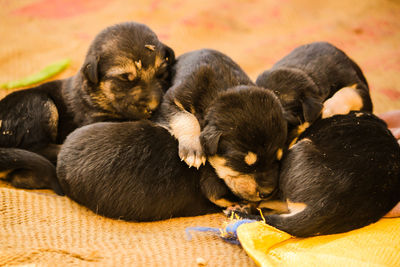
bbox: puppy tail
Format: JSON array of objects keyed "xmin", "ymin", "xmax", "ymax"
[{"xmin": 0, "ymin": 148, "xmax": 64, "ymax": 196}]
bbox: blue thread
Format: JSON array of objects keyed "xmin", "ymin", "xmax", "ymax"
[{"xmin": 185, "ymin": 219, "xmax": 256, "ymax": 245}]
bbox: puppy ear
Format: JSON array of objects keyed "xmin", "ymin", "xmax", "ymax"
[
  {"xmin": 200, "ymin": 125, "xmax": 222, "ymax": 156},
  {"xmin": 302, "ymin": 96, "xmax": 323, "ymax": 123},
  {"xmin": 162, "ymin": 45, "xmax": 175, "ymax": 65},
  {"xmin": 82, "ymin": 55, "xmax": 100, "ymax": 84},
  {"xmin": 255, "ymin": 70, "xmax": 272, "ymax": 88}
]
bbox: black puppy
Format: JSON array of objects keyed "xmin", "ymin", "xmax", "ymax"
[
  {"xmin": 57, "ymin": 120, "xmax": 236, "ymax": 221},
  {"xmin": 157, "ymin": 49, "xmax": 287, "ymax": 204},
  {"xmin": 255, "ymin": 42, "xmax": 372, "ymax": 144},
  {"xmin": 0, "ymin": 22, "xmax": 175, "ymax": 194},
  {"xmin": 230, "ymin": 112, "xmax": 400, "ymax": 237}
]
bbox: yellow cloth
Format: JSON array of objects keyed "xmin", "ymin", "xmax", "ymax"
[{"xmin": 237, "ymin": 219, "xmax": 400, "ymax": 267}]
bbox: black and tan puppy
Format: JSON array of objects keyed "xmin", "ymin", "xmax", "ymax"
[
  {"xmin": 0, "ymin": 22, "xmax": 175, "ymax": 194},
  {"xmin": 230, "ymin": 112, "xmax": 400, "ymax": 237},
  {"xmin": 57, "ymin": 120, "xmax": 237, "ymax": 221},
  {"xmin": 157, "ymin": 49, "xmax": 287, "ymax": 204},
  {"xmin": 255, "ymin": 42, "xmax": 372, "ymax": 143}
]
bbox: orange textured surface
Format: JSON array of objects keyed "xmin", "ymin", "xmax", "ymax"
[{"xmin": 1, "ymin": 0, "xmax": 399, "ymax": 266}]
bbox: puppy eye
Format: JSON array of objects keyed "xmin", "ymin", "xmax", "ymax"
[
  {"xmin": 119, "ymin": 73, "xmax": 140, "ymax": 84},
  {"xmin": 119, "ymin": 73, "xmax": 133, "ymax": 81}
]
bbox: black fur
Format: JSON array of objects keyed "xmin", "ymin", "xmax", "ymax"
[
  {"xmin": 256, "ymin": 42, "xmax": 372, "ymax": 140},
  {"xmin": 0, "ymin": 22, "xmax": 175, "ymax": 194},
  {"xmin": 233, "ymin": 112, "xmax": 400, "ymax": 237},
  {"xmin": 57, "ymin": 120, "xmax": 226, "ymax": 221},
  {"xmin": 157, "ymin": 49, "xmax": 287, "ymax": 203}
]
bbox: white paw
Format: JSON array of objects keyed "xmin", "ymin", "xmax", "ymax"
[{"xmin": 178, "ymin": 136, "xmax": 206, "ymax": 169}]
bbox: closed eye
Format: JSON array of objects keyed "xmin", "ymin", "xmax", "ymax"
[{"xmin": 119, "ymin": 73, "xmax": 140, "ymax": 85}]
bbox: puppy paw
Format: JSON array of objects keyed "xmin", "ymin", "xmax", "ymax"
[
  {"xmin": 178, "ymin": 136, "xmax": 206, "ymax": 169},
  {"xmin": 322, "ymin": 86, "xmax": 363, "ymax": 118},
  {"xmin": 223, "ymin": 203, "xmax": 252, "ymax": 217}
]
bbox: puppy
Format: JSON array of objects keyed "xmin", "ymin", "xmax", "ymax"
[
  {"xmin": 255, "ymin": 42, "xmax": 372, "ymax": 143},
  {"xmin": 0, "ymin": 22, "xmax": 175, "ymax": 194},
  {"xmin": 57, "ymin": 120, "xmax": 236, "ymax": 221},
  {"xmin": 156, "ymin": 49, "xmax": 287, "ymax": 204},
  {"xmin": 230, "ymin": 112, "xmax": 400, "ymax": 237}
]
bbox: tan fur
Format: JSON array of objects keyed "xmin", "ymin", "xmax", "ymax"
[
  {"xmin": 44, "ymin": 101, "xmax": 59, "ymax": 142},
  {"xmin": 322, "ymin": 85, "xmax": 363, "ymax": 118},
  {"xmin": 89, "ymin": 93, "xmax": 114, "ymax": 113},
  {"xmin": 107, "ymin": 64, "xmax": 137, "ymax": 78},
  {"xmin": 145, "ymin": 44, "xmax": 155, "ymax": 51},
  {"xmin": 129, "ymin": 86, "xmax": 144, "ymax": 101},
  {"xmin": 208, "ymin": 156, "xmax": 241, "ymax": 178},
  {"xmin": 288, "ymin": 137, "xmax": 299, "ymax": 149},
  {"xmin": 208, "ymin": 197, "xmax": 236, "ymax": 208},
  {"xmin": 147, "ymin": 95, "xmax": 159, "ymax": 111},
  {"xmin": 244, "ymin": 152, "xmax": 257, "ymax": 166},
  {"xmin": 258, "ymin": 200, "xmax": 289, "ymax": 214},
  {"xmin": 276, "ymin": 148, "xmax": 283, "ymax": 160},
  {"xmin": 99, "ymin": 81, "xmax": 116, "ymax": 102},
  {"xmin": 134, "ymin": 60, "xmax": 142, "ymax": 70},
  {"xmin": 141, "ymin": 68, "xmax": 157, "ymax": 83},
  {"xmin": 208, "ymin": 156, "xmax": 259, "ymax": 201},
  {"xmin": 154, "ymin": 56, "xmax": 165, "ymax": 69},
  {"xmin": 289, "ymin": 123, "xmax": 310, "ymax": 149},
  {"xmin": 0, "ymin": 169, "xmax": 12, "ymax": 179},
  {"xmin": 297, "ymin": 122, "xmax": 310, "ymax": 135},
  {"xmin": 173, "ymin": 99, "xmax": 185, "ymax": 111}
]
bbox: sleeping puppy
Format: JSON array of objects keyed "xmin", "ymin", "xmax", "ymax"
[
  {"xmin": 156, "ymin": 49, "xmax": 287, "ymax": 204},
  {"xmin": 255, "ymin": 42, "xmax": 372, "ymax": 143},
  {"xmin": 229, "ymin": 112, "xmax": 400, "ymax": 237},
  {"xmin": 0, "ymin": 22, "xmax": 175, "ymax": 194},
  {"xmin": 57, "ymin": 120, "xmax": 236, "ymax": 221}
]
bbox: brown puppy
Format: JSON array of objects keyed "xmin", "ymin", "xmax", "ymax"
[
  {"xmin": 256, "ymin": 42, "xmax": 372, "ymax": 144},
  {"xmin": 228, "ymin": 112, "xmax": 400, "ymax": 237},
  {"xmin": 157, "ymin": 49, "xmax": 287, "ymax": 204},
  {"xmin": 0, "ymin": 22, "xmax": 175, "ymax": 194}
]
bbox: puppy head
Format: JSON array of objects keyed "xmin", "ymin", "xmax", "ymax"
[
  {"xmin": 256, "ymin": 68, "xmax": 323, "ymax": 129},
  {"xmin": 81, "ymin": 22, "xmax": 175, "ymax": 120},
  {"xmin": 200, "ymin": 85, "xmax": 287, "ymax": 202}
]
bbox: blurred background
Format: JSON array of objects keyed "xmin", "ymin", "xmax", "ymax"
[{"xmin": 1, "ymin": 0, "xmax": 399, "ymax": 113}]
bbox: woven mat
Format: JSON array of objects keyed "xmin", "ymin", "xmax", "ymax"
[
  {"xmin": 0, "ymin": 183, "xmax": 255, "ymax": 266},
  {"xmin": 1, "ymin": 0, "xmax": 400, "ymax": 266}
]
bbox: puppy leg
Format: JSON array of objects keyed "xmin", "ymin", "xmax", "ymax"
[
  {"xmin": 322, "ymin": 85, "xmax": 363, "ymax": 118},
  {"xmin": 169, "ymin": 108, "xmax": 206, "ymax": 169},
  {"xmin": 223, "ymin": 200, "xmax": 290, "ymax": 220},
  {"xmin": 34, "ymin": 144, "xmax": 62, "ymax": 165}
]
